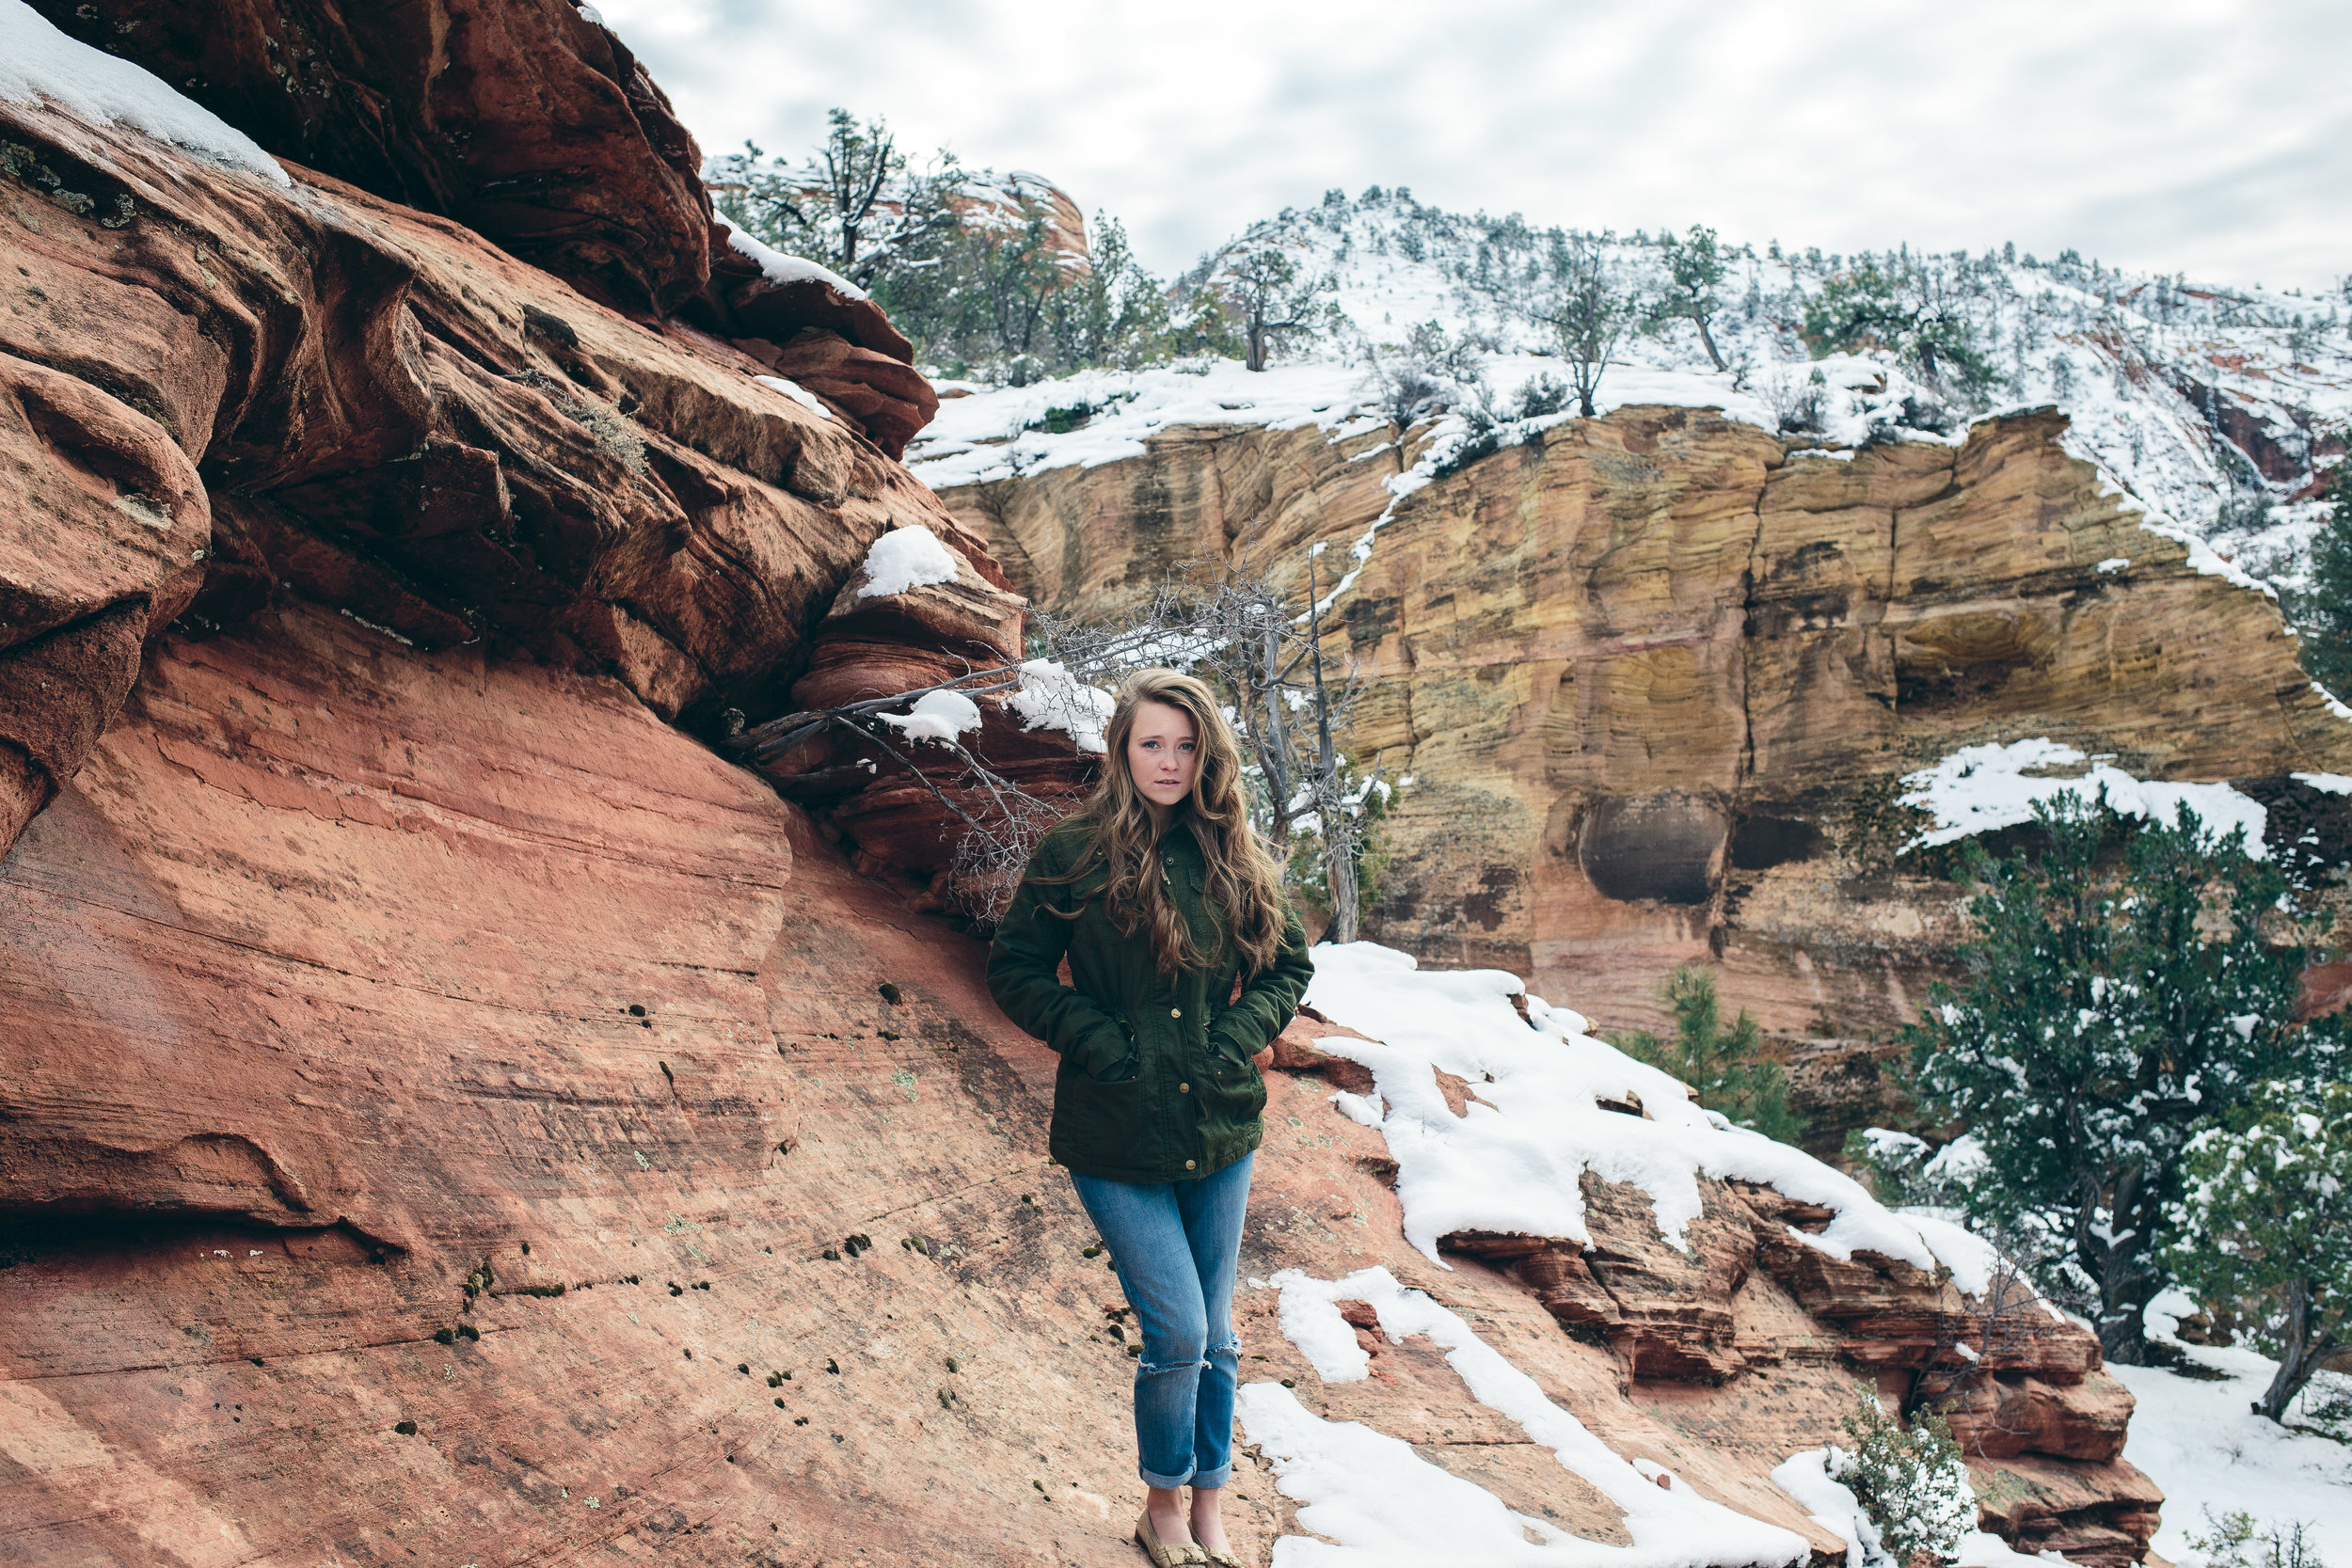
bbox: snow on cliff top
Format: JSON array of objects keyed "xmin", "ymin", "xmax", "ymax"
[
  {"xmin": 0, "ymin": 0, "xmax": 290, "ymax": 187},
  {"xmin": 909, "ymin": 187, "xmax": 2350, "ymax": 597}
]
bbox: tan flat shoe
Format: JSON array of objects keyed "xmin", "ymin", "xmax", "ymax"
[{"xmin": 1135, "ymin": 1507, "xmax": 1209, "ymax": 1567}]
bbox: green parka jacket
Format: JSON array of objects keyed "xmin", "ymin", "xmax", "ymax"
[{"xmin": 986, "ymin": 817, "xmax": 1314, "ymax": 1184}]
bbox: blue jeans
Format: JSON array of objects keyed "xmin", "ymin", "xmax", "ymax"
[{"xmin": 1069, "ymin": 1152, "xmax": 1253, "ymax": 1490}]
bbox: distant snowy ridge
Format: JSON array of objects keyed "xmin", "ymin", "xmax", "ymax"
[{"xmin": 912, "ymin": 186, "xmax": 2348, "ymax": 601}]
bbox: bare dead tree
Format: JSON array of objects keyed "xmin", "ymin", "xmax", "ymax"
[
  {"xmin": 1907, "ymin": 1245, "xmax": 2067, "ymax": 1457},
  {"xmin": 1164, "ymin": 554, "xmax": 1382, "ymax": 942}
]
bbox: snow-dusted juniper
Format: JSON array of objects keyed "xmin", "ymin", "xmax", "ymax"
[{"xmin": 1900, "ymin": 790, "xmax": 2350, "ymax": 1365}]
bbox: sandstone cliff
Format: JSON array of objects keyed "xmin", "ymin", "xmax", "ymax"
[
  {"xmin": 2, "ymin": 8, "xmax": 2165, "ymax": 1561},
  {"xmin": 934, "ymin": 404, "xmax": 2352, "ymax": 1110}
]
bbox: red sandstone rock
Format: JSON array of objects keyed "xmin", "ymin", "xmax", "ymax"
[
  {"xmin": 0, "ymin": 82, "xmax": 961, "ymax": 845},
  {"xmin": 26, "ymin": 0, "xmax": 714, "ymax": 314},
  {"xmin": 693, "ymin": 231, "xmax": 944, "ymax": 458},
  {"xmin": 0, "ymin": 606, "xmax": 2141, "ymax": 1563},
  {"xmin": 1941, "ymin": 1371, "xmax": 2134, "ymax": 1464},
  {"xmin": 739, "ymin": 327, "xmax": 942, "ymax": 460}
]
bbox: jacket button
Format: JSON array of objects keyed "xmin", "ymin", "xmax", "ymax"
[
  {"xmin": 1184, "ymin": 1160, "xmax": 1197, "ymax": 1170},
  {"xmin": 1170, "ymin": 1007, "xmax": 1182, "ymax": 1018},
  {"xmin": 1179, "ymin": 1083, "xmax": 1190, "ymax": 1094}
]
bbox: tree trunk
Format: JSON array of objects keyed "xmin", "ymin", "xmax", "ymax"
[
  {"xmin": 1695, "ymin": 314, "xmax": 1725, "ymax": 372},
  {"xmin": 1245, "ymin": 314, "xmax": 1268, "ymax": 372},
  {"xmin": 2253, "ymin": 1277, "xmax": 2339, "ymax": 1422},
  {"xmin": 1327, "ymin": 822, "xmax": 1359, "ymax": 943}
]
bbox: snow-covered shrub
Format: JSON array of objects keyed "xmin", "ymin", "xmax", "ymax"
[
  {"xmin": 1829, "ymin": 1395, "xmax": 1974, "ymax": 1566},
  {"xmin": 2162, "ymin": 1080, "xmax": 2352, "ymax": 1423},
  {"xmin": 1802, "ymin": 252, "xmax": 2001, "ymax": 407}
]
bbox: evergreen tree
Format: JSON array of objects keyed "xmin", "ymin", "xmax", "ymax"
[
  {"xmin": 1213, "ymin": 247, "xmax": 1332, "ymax": 372},
  {"xmin": 708, "ymin": 111, "xmax": 961, "ymax": 294},
  {"xmin": 1830, "ymin": 1395, "xmax": 1974, "ymax": 1566},
  {"xmin": 1652, "ymin": 225, "xmax": 1730, "ymax": 372},
  {"xmin": 2292, "ymin": 465, "xmax": 2352, "ymax": 699},
  {"xmin": 712, "ymin": 113, "xmax": 1187, "ymax": 381},
  {"xmin": 1042, "ymin": 214, "xmax": 1175, "ymax": 372},
  {"xmin": 1903, "ymin": 793, "xmax": 2347, "ymax": 1363},
  {"xmin": 1803, "ymin": 253, "xmax": 2000, "ymax": 406},
  {"xmin": 1479, "ymin": 230, "xmax": 1639, "ymax": 418},
  {"xmin": 2163, "ymin": 1080, "xmax": 2352, "ymax": 1423},
  {"xmin": 1613, "ymin": 966, "xmax": 1801, "ymax": 1142}
]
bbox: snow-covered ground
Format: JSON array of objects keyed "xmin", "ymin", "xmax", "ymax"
[
  {"xmin": 2115, "ymin": 1296, "xmax": 2352, "ymax": 1565},
  {"xmin": 909, "ymin": 188, "xmax": 2349, "ymax": 603}
]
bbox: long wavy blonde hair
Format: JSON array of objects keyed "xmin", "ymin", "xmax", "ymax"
[{"xmin": 1043, "ymin": 668, "xmax": 1290, "ymax": 976}]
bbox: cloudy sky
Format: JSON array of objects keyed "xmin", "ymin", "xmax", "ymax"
[{"xmin": 600, "ymin": 0, "xmax": 2351, "ymax": 294}]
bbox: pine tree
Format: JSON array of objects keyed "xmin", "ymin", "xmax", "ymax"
[
  {"xmin": 1803, "ymin": 254, "xmax": 2000, "ymax": 406},
  {"xmin": 1653, "ymin": 225, "xmax": 1730, "ymax": 372},
  {"xmin": 2292, "ymin": 465, "xmax": 2352, "ymax": 699},
  {"xmin": 1613, "ymin": 966, "xmax": 1801, "ymax": 1142},
  {"xmin": 1214, "ymin": 248, "xmax": 1332, "ymax": 372}
]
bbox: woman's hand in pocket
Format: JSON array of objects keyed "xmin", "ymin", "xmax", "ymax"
[{"xmin": 1074, "ymin": 1021, "xmax": 1138, "ymax": 1084}]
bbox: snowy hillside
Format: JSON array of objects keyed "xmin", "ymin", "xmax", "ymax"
[{"xmin": 910, "ymin": 187, "xmax": 2349, "ymax": 596}]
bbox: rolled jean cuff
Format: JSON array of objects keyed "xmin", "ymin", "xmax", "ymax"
[
  {"xmin": 1138, "ymin": 1460, "xmax": 1198, "ymax": 1489},
  {"xmin": 1189, "ymin": 1461, "xmax": 1232, "ymax": 1489}
]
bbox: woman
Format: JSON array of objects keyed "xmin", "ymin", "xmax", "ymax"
[{"xmin": 987, "ymin": 668, "xmax": 1314, "ymax": 1568}]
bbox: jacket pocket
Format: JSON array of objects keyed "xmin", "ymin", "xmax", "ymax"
[
  {"xmin": 1052, "ymin": 1071, "xmax": 1146, "ymax": 1172},
  {"xmin": 1198, "ymin": 1053, "xmax": 1267, "ymax": 1130}
]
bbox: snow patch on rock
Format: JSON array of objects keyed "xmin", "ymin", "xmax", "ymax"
[
  {"xmin": 715, "ymin": 216, "xmax": 868, "ymax": 300},
  {"xmin": 755, "ymin": 374, "xmax": 833, "ymax": 419},
  {"xmin": 1249, "ymin": 1265, "xmax": 1811, "ymax": 1566},
  {"xmin": 1299, "ymin": 942, "xmax": 1949, "ymax": 1274},
  {"xmin": 857, "ymin": 526, "xmax": 961, "ymax": 598},
  {"xmin": 1898, "ymin": 738, "xmax": 2270, "ymax": 855},
  {"xmin": 0, "ymin": 0, "xmax": 290, "ymax": 186}
]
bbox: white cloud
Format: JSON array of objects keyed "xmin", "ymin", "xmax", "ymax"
[{"xmin": 606, "ymin": 0, "xmax": 2352, "ymax": 292}]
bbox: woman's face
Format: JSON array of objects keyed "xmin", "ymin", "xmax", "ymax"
[{"xmin": 1125, "ymin": 700, "xmax": 1199, "ymax": 815}]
